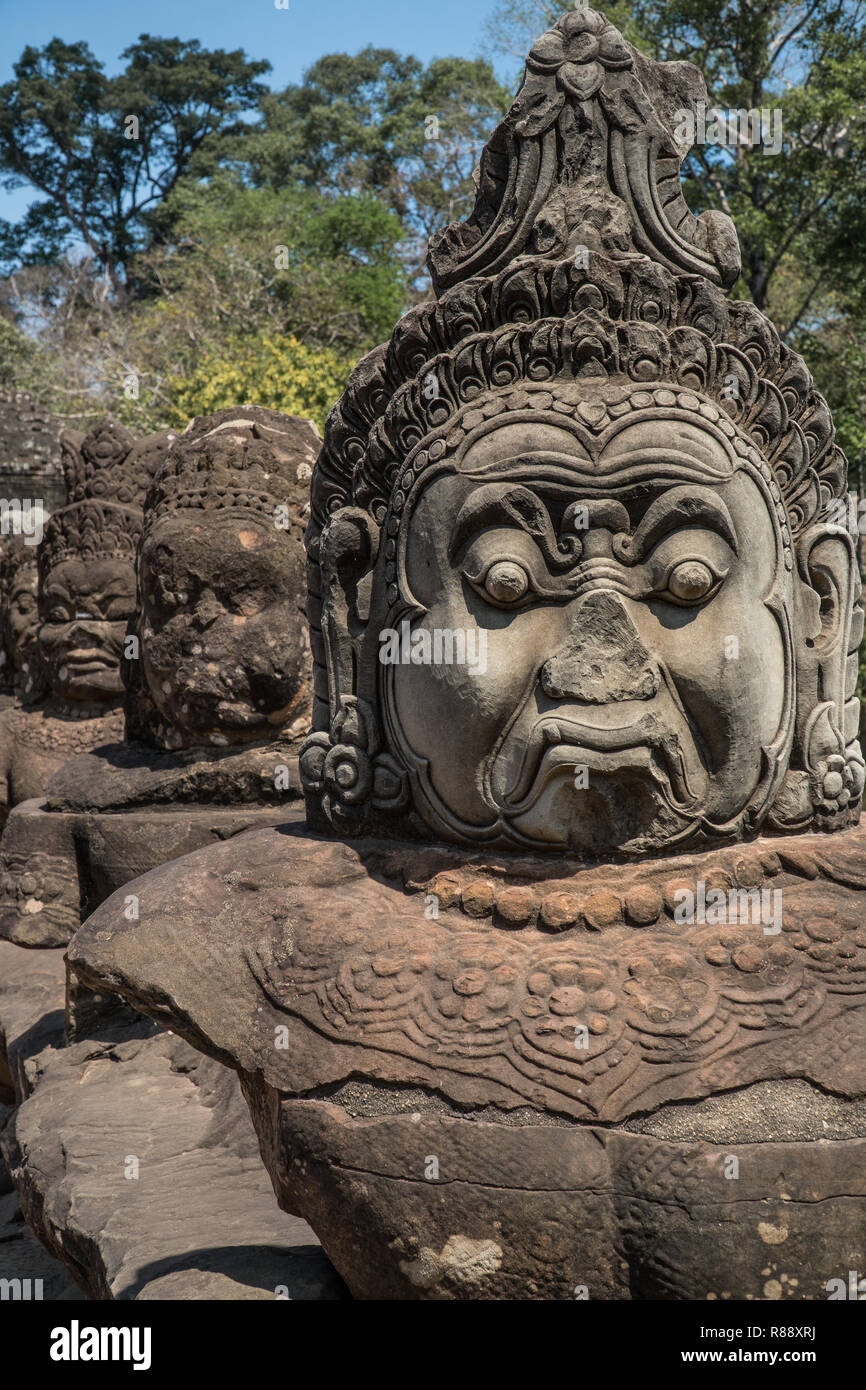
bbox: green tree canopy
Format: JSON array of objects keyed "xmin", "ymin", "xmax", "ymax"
[
  {"xmin": 140, "ymin": 174, "xmax": 407, "ymax": 354},
  {"xmin": 0, "ymin": 175, "xmax": 407, "ymax": 433},
  {"xmin": 0, "ymin": 35, "xmax": 270, "ymax": 296},
  {"xmin": 239, "ymin": 46, "xmax": 511, "ymax": 286}
]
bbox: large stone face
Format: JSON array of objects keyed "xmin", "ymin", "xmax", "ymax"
[
  {"xmin": 300, "ymin": 271, "xmax": 861, "ymax": 853},
  {"xmin": 300, "ymin": 10, "xmax": 861, "ymax": 855}
]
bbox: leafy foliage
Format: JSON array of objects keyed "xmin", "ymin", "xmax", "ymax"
[
  {"xmin": 0, "ymin": 36, "xmax": 269, "ymax": 294},
  {"xmin": 0, "ymin": 174, "xmax": 405, "ymax": 433},
  {"xmin": 240, "ymin": 47, "xmax": 511, "ymax": 288},
  {"xmin": 142, "ymin": 176, "xmax": 406, "ymax": 352},
  {"xmin": 165, "ymin": 332, "xmax": 350, "ymax": 433}
]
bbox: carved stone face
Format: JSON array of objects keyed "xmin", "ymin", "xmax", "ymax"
[
  {"xmin": 4, "ymin": 560, "xmax": 39, "ymax": 673},
  {"xmin": 139, "ymin": 511, "xmax": 307, "ymax": 739},
  {"xmin": 40, "ymin": 557, "xmax": 136, "ymax": 701},
  {"xmin": 384, "ymin": 403, "xmax": 793, "ymax": 852}
]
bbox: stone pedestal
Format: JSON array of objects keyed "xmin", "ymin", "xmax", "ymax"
[
  {"xmin": 0, "ymin": 798, "xmax": 304, "ymax": 949},
  {"xmin": 0, "ymin": 942, "xmax": 343, "ymax": 1301},
  {"xmin": 69, "ymin": 819, "xmax": 866, "ymax": 1299}
]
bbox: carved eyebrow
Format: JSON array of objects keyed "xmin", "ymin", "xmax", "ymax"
[
  {"xmin": 614, "ymin": 486, "xmax": 738, "ymax": 564},
  {"xmin": 449, "ymin": 483, "xmax": 562, "ymax": 564}
]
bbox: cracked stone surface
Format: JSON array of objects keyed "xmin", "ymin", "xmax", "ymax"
[
  {"xmin": 1, "ymin": 1111, "xmax": 83, "ymax": 1301},
  {"xmin": 0, "ymin": 941, "xmax": 345, "ymax": 1301}
]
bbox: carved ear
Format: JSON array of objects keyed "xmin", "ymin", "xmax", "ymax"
[
  {"xmin": 794, "ymin": 521, "xmax": 864, "ymax": 824},
  {"xmin": 797, "ymin": 524, "xmax": 858, "ymax": 725},
  {"xmin": 302, "ymin": 507, "xmax": 410, "ymax": 832},
  {"xmin": 318, "ymin": 507, "xmax": 379, "ymax": 716}
]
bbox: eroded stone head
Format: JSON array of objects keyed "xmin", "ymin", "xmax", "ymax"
[
  {"xmin": 301, "ymin": 12, "xmax": 862, "ymax": 854},
  {"xmin": 126, "ymin": 407, "xmax": 318, "ymax": 750},
  {"xmin": 1, "ymin": 534, "xmax": 46, "ymax": 702}
]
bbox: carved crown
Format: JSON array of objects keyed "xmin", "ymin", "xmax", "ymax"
[
  {"xmin": 38, "ymin": 501, "xmax": 142, "ymax": 580},
  {"xmin": 65, "ymin": 418, "xmax": 171, "ymax": 509},
  {"xmin": 144, "ymin": 407, "xmax": 317, "ymax": 532},
  {"xmin": 428, "ymin": 8, "xmax": 740, "ymax": 294}
]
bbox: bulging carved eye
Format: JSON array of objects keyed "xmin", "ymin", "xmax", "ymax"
[
  {"xmin": 484, "ymin": 560, "xmax": 530, "ymax": 604},
  {"xmin": 665, "ymin": 559, "xmax": 715, "ymax": 603}
]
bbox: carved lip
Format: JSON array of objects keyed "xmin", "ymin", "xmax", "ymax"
[
  {"xmin": 63, "ymin": 649, "xmax": 114, "ymax": 670},
  {"xmin": 157, "ymin": 684, "xmax": 265, "ymax": 728},
  {"xmin": 497, "ymin": 712, "xmax": 697, "ymax": 812}
]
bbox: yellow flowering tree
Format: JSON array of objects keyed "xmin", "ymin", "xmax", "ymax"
[{"xmin": 166, "ymin": 332, "xmax": 352, "ymax": 432}]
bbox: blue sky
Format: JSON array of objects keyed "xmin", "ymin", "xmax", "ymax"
[{"xmin": 0, "ymin": 0, "xmax": 513, "ymax": 226}]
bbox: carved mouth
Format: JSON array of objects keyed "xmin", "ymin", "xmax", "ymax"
[
  {"xmin": 165, "ymin": 683, "xmax": 262, "ymax": 727},
  {"xmin": 63, "ymin": 649, "xmax": 114, "ymax": 671},
  {"xmin": 493, "ymin": 710, "xmax": 699, "ymax": 815}
]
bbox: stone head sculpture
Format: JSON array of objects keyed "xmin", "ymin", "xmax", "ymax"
[
  {"xmin": 38, "ymin": 418, "xmax": 166, "ymax": 705},
  {"xmin": 1, "ymin": 533, "xmax": 47, "ymax": 702},
  {"xmin": 301, "ymin": 8, "xmax": 863, "ymax": 855},
  {"xmin": 126, "ymin": 407, "xmax": 315, "ymax": 751}
]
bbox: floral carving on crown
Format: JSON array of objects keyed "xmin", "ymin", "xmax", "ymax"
[
  {"xmin": 426, "ymin": 8, "xmax": 740, "ymax": 292},
  {"xmin": 65, "ymin": 418, "xmax": 173, "ymax": 510},
  {"xmin": 38, "ymin": 501, "xmax": 143, "ymax": 578},
  {"xmin": 524, "ymin": 9, "xmax": 632, "ymax": 103}
]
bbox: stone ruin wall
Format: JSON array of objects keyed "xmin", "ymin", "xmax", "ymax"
[{"xmin": 0, "ymin": 391, "xmax": 66, "ymax": 513}]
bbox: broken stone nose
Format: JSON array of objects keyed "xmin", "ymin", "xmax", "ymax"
[{"xmin": 540, "ymin": 590, "xmax": 660, "ymax": 703}]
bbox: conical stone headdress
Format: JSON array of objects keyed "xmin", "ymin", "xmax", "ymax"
[{"xmin": 39, "ymin": 419, "xmax": 176, "ymax": 583}]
